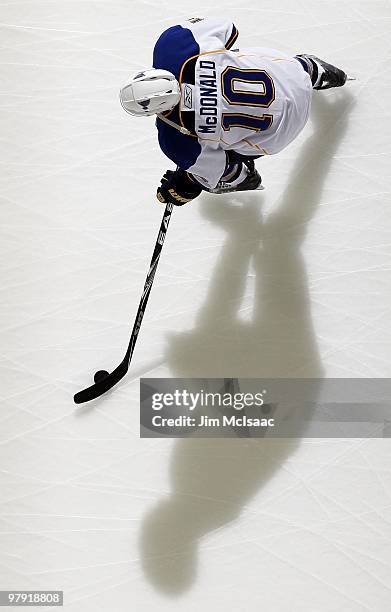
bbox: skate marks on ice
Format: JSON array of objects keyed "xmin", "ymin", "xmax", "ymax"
[{"xmin": 140, "ymin": 93, "xmax": 354, "ymax": 595}]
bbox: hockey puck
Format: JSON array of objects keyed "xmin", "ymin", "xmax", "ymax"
[{"xmin": 94, "ymin": 370, "xmax": 109, "ymax": 383}]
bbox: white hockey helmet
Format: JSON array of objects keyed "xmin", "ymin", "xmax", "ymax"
[{"xmin": 119, "ymin": 69, "xmax": 180, "ymax": 117}]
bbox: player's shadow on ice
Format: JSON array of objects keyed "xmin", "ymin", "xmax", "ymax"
[{"xmin": 140, "ymin": 92, "xmax": 353, "ymax": 596}]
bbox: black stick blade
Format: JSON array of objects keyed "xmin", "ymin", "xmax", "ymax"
[{"xmin": 74, "ymin": 361, "xmax": 128, "ymax": 404}]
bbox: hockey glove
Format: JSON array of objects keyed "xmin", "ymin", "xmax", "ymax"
[{"xmin": 157, "ymin": 169, "xmax": 202, "ymax": 206}]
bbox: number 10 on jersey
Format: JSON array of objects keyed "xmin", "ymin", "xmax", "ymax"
[{"xmin": 221, "ymin": 67, "xmax": 275, "ymax": 132}]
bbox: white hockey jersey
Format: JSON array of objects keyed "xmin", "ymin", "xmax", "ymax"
[{"xmin": 153, "ymin": 17, "xmax": 312, "ymax": 189}]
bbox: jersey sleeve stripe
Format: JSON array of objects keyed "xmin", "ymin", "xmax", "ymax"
[{"xmin": 225, "ymin": 25, "xmax": 239, "ymax": 49}]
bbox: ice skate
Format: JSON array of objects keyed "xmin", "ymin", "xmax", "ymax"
[{"xmin": 297, "ymin": 54, "xmax": 348, "ymax": 90}]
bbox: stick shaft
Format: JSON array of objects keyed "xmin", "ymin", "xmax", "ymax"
[{"xmin": 124, "ymin": 202, "xmax": 173, "ymax": 366}]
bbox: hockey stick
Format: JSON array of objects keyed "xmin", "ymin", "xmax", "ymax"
[{"xmin": 74, "ymin": 202, "xmax": 174, "ymax": 404}]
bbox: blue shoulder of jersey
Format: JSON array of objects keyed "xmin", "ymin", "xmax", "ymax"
[
  {"xmin": 156, "ymin": 115, "xmax": 201, "ymax": 171},
  {"xmin": 153, "ymin": 26, "xmax": 202, "ymax": 170},
  {"xmin": 153, "ymin": 25, "xmax": 199, "ymax": 79}
]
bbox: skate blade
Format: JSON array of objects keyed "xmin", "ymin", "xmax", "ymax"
[
  {"xmin": 210, "ymin": 184, "xmax": 265, "ymax": 194},
  {"xmin": 346, "ymin": 76, "xmax": 356, "ymax": 81}
]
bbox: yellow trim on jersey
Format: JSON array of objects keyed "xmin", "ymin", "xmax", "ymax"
[
  {"xmin": 234, "ymin": 53, "xmax": 297, "ymax": 64},
  {"xmin": 243, "ymin": 139, "xmax": 269, "ymax": 154},
  {"xmin": 272, "ymin": 58, "xmax": 296, "ymax": 62}
]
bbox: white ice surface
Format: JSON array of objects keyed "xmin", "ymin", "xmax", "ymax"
[{"xmin": 1, "ymin": 1, "xmax": 391, "ymax": 610}]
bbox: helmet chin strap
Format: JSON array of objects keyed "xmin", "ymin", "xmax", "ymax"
[{"xmin": 157, "ymin": 113, "xmax": 192, "ymax": 135}]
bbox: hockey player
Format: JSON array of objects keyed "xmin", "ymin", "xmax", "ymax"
[{"xmin": 120, "ymin": 17, "xmax": 348, "ymax": 205}]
